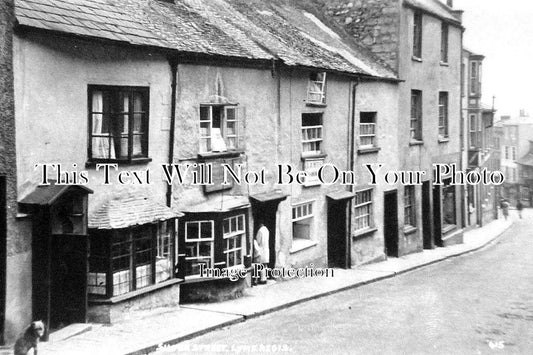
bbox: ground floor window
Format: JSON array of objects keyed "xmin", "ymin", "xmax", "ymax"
[
  {"xmin": 292, "ymin": 202, "xmax": 314, "ymax": 241},
  {"xmin": 442, "ymin": 179, "xmax": 456, "ymax": 230},
  {"xmin": 354, "ymin": 189, "xmax": 373, "ymax": 232},
  {"xmin": 88, "ymin": 220, "xmax": 176, "ymax": 298},
  {"xmin": 179, "ymin": 210, "xmax": 249, "ymax": 279},
  {"xmin": 404, "ymin": 185, "xmax": 416, "ymax": 228}
]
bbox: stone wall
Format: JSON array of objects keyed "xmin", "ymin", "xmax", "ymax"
[{"xmin": 317, "ymin": 0, "xmax": 400, "ymax": 71}]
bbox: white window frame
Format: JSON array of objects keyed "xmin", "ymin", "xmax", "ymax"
[
  {"xmin": 199, "ymin": 105, "xmax": 240, "ymax": 153},
  {"xmin": 223, "ymin": 214, "xmax": 245, "ymax": 269},
  {"xmin": 184, "ymin": 220, "xmax": 215, "ymax": 277},
  {"xmin": 404, "ymin": 185, "xmax": 416, "ymax": 228},
  {"xmin": 301, "ymin": 113, "xmax": 323, "ymax": 156},
  {"xmin": 292, "ymin": 201, "xmax": 314, "ymax": 241},
  {"xmin": 307, "ymin": 72, "xmax": 327, "ymax": 104},
  {"xmin": 354, "ymin": 189, "xmax": 373, "ymax": 232},
  {"xmin": 359, "ymin": 112, "xmax": 377, "ymax": 148},
  {"xmin": 438, "ymin": 92, "xmax": 448, "ymax": 139}
]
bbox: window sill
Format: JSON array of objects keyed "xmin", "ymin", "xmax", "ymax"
[
  {"xmin": 412, "ymin": 56, "xmax": 422, "ymax": 62},
  {"xmin": 182, "ymin": 265, "xmax": 250, "ymax": 284},
  {"xmin": 85, "ymin": 157, "xmax": 152, "ymax": 167},
  {"xmin": 358, "ymin": 147, "xmax": 381, "ymax": 155},
  {"xmin": 301, "ymin": 153, "xmax": 327, "ymax": 161},
  {"xmin": 353, "ymin": 227, "xmax": 378, "ymax": 241},
  {"xmin": 439, "ymin": 61, "xmax": 449, "ymax": 67},
  {"xmin": 290, "ymin": 239, "xmax": 317, "ymax": 254},
  {"xmin": 438, "ymin": 137, "xmax": 450, "ymax": 144},
  {"xmin": 404, "ymin": 225, "xmax": 418, "ymax": 235},
  {"xmin": 409, "ymin": 140, "xmax": 424, "ymax": 146},
  {"xmin": 442, "ymin": 224, "xmax": 457, "ymax": 235},
  {"xmin": 88, "ymin": 278, "xmax": 183, "ymax": 304},
  {"xmin": 305, "ymin": 101, "xmax": 327, "ymax": 108},
  {"xmin": 198, "ymin": 150, "xmax": 244, "ymax": 160}
]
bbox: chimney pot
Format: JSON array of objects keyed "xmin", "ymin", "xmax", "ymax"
[{"xmin": 447, "ymin": 0, "xmax": 453, "ymax": 7}]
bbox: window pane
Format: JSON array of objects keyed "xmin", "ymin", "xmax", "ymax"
[{"xmin": 186, "ymin": 222, "xmax": 199, "ymax": 240}]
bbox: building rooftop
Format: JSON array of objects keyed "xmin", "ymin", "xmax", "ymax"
[{"xmin": 15, "ymin": 0, "xmax": 397, "ymax": 79}]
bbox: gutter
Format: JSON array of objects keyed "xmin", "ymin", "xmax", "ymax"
[
  {"xmin": 347, "ymin": 78, "xmax": 360, "ymax": 269},
  {"xmin": 166, "ymin": 58, "xmax": 178, "ymax": 207}
]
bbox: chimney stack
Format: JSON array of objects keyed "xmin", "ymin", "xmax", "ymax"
[{"xmin": 447, "ymin": 0, "xmax": 453, "ymax": 7}]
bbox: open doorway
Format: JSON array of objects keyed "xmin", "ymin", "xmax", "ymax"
[{"xmin": 384, "ymin": 190, "xmax": 399, "ymax": 257}]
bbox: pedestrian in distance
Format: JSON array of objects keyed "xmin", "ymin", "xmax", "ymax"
[
  {"xmin": 517, "ymin": 199, "xmax": 524, "ymax": 219},
  {"xmin": 253, "ymin": 223, "xmax": 270, "ymax": 285},
  {"xmin": 501, "ymin": 199, "xmax": 510, "ymax": 220}
]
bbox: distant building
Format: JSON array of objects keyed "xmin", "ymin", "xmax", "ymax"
[
  {"xmin": 461, "ymin": 48, "xmax": 498, "ymax": 227},
  {"xmin": 499, "ymin": 112, "xmax": 533, "ymax": 205}
]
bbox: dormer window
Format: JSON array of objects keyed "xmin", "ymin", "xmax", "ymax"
[{"xmin": 307, "ymin": 72, "xmax": 327, "ymax": 105}]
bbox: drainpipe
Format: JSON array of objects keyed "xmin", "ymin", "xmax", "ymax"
[
  {"xmin": 347, "ymin": 78, "xmax": 360, "ymax": 269},
  {"xmin": 166, "ymin": 58, "xmax": 178, "ymax": 207}
]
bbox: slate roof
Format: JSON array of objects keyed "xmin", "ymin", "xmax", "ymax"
[
  {"xmin": 19, "ymin": 182, "xmax": 93, "ymax": 206},
  {"xmin": 89, "ymin": 194, "xmax": 183, "ymax": 229},
  {"xmin": 404, "ymin": 0, "xmax": 462, "ymax": 26},
  {"xmin": 180, "ymin": 195, "xmax": 250, "ymax": 213},
  {"xmin": 14, "ymin": 0, "xmax": 397, "ymax": 79}
]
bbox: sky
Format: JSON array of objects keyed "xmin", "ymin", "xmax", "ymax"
[{"xmin": 454, "ymin": 0, "xmax": 533, "ymax": 117}]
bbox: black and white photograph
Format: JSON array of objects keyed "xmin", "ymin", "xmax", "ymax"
[{"xmin": 0, "ymin": 0, "xmax": 532, "ymax": 354}]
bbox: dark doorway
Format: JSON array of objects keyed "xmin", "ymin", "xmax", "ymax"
[
  {"xmin": 0, "ymin": 176, "xmax": 6, "ymax": 345},
  {"xmin": 327, "ymin": 200, "xmax": 349, "ymax": 268},
  {"xmin": 251, "ymin": 196, "xmax": 285, "ymax": 269},
  {"xmin": 383, "ymin": 190, "xmax": 399, "ymax": 257},
  {"xmin": 50, "ymin": 235, "xmax": 88, "ymax": 330},
  {"xmin": 422, "ymin": 181, "xmax": 434, "ymax": 249},
  {"xmin": 433, "ymin": 185, "xmax": 443, "ymax": 247}
]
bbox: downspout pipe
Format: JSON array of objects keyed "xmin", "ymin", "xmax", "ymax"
[
  {"xmin": 166, "ymin": 58, "xmax": 178, "ymax": 207},
  {"xmin": 347, "ymin": 78, "xmax": 360, "ymax": 268}
]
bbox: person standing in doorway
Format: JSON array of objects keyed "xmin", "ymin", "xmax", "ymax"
[
  {"xmin": 253, "ymin": 223, "xmax": 270, "ymax": 285},
  {"xmin": 517, "ymin": 199, "xmax": 524, "ymax": 219}
]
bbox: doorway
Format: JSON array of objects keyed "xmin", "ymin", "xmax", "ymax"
[
  {"xmin": 327, "ymin": 200, "xmax": 349, "ymax": 268},
  {"xmin": 433, "ymin": 185, "xmax": 443, "ymax": 247},
  {"xmin": 422, "ymin": 181, "xmax": 434, "ymax": 249},
  {"xmin": 0, "ymin": 176, "xmax": 6, "ymax": 345},
  {"xmin": 383, "ymin": 190, "xmax": 399, "ymax": 257}
]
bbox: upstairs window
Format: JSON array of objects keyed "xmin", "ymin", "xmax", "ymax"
[
  {"xmin": 89, "ymin": 86, "xmax": 149, "ymax": 162},
  {"xmin": 301, "ymin": 113, "xmax": 323, "ymax": 156},
  {"xmin": 359, "ymin": 112, "xmax": 377, "ymax": 148},
  {"xmin": 440, "ymin": 22, "xmax": 449, "ymax": 63},
  {"xmin": 410, "ymin": 90, "xmax": 423, "ymax": 141},
  {"xmin": 307, "ymin": 72, "xmax": 327, "ymax": 105},
  {"xmin": 470, "ymin": 61, "xmax": 481, "ymax": 96},
  {"xmin": 413, "ymin": 11, "xmax": 423, "ymax": 59},
  {"xmin": 438, "ymin": 92, "xmax": 449, "ymax": 139},
  {"xmin": 199, "ymin": 105, "xmax": 242, "ymax": 153},
  {"xmin": 469, "ymin": 114, "xmax": 480, "ymax": 148}
]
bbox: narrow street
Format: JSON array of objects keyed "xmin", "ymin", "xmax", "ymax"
[{"xmin": 162, "ymin": 211, "xmax": 533, "ymax": 355}]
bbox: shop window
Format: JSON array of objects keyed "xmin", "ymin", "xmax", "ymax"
[
  {"xmin": 302, "ymin": 113, "xmax": 323, "ymax": 156},
  {"xmin": 87, "ymin": 220, "xmax": 175, "ymax": 298},
  {"xmin": 354, "ymin": 189, "xmax": 373, "ymax": 232},
  {"xmin": 184, "ymin": 221, "xmax": 214, "ymax": 277},
  {"xmin": 438, "ymin": 92, "xmax": 449, "ymax": 139},
  {"xmin": 404, "ymin": 185, "xmax": 416, "ymax": 228},
  {"xmin": 292, "ymin": 202, "xmax": 314, "ymax": 241},
  {"xmin": 359, "ymin": 112, "xmax": 377, "ymax": 148},
  {"xmin": 88, "ymin": 85, "xmax": 149, "ymax": 162},
  {"xmin": 199, "ymin": 105, "xmax": 242, "ymax": 153},
  {"xmin": 223, "ymin": 215, "xmax": 245, "ymax": 268},
  {"xmin": 442, "ymin": 179, "xmax": 456, "ymax": 231},
  {"xmin": 410, "ymin": 90, "xmax": 423, "ymax": 142},
  {"xmin": 307, "ymin": 72, "xmax": 327, "ymax": 105}
]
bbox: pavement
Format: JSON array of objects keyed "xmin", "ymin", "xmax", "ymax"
[{"xmin": 0, "ymin": 214, "xmax": 513, "ymax": 355}]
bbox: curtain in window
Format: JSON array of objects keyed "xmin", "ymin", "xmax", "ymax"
[
  {"xmin": 92, "ymin": 91, "xmax": 115, "ymax": 159},
  {"xmin": 133, "ymin": 93, "xmax": 143, "ymax": 156}
]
